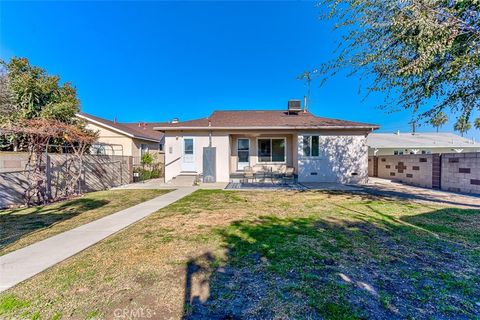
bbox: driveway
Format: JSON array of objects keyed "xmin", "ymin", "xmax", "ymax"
[{"xmin": 363, "ymin": 177, "xmax": 480, "ymax": 208}]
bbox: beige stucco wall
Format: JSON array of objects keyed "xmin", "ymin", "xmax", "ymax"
[
  {"xmin": 297, "ymin": 134, "xmax": 368, "ymax": 183},
  {"xmin": 164, "ymin": 129, "xmax": 371, "ymax": 184},
  {"xmin": 164, "ymin": 131, "xmax": 230, "ymax": 182},
  {"xmin": 84, "ymin": 122, "xmax": 163, "ymax": 162},
  {"xmin": 85, "ymin": 122, "xmax": 135, "ymax": 156}
]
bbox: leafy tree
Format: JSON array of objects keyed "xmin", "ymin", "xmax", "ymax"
[
  {"xmin": 474, "ymin": 117, "xmax": 480, "ymax": 130},
  {"xmin": 0, "ymin": 57, "xmax": 80, "ymax": 124},
  {"xmin": 317, "ymin": 0, "xmax": 480, "ymax": 124},
  {"xmin": 429, "ymin": 111, "xmax": 448, "ymax": 132},
  {"xmin": 453, "ymin": 116, "xmax": 471, "ymax": 137},
  {"xmin": 0, "ymin": 57, "xmax": 81, "ymax": 150}
]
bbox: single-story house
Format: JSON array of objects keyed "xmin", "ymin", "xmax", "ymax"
[
  {"xmin": 155, "ymin": 102, "xmax": 379, "ymax": 183},
  {"xmin": 77, "ymin": 112, "xmax": 166, "ymax": 163},
  {"xmin": 367, "ymin": 132, "xmax": 479, "ymax": 156}
]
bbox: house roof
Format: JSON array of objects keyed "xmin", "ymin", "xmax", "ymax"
[
  {"xmin": 77, "ymin": 112, "xmax": 165, "ymax": 142},
  {"xmin": 154, "ymin": 110, "xmax": 379, "ymax": 130},
  {"xmin": 367, "ymin": 132, "xmax": 478, "ymax": 149}
]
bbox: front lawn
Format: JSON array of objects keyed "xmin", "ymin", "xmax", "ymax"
[
  {"xmin": 1, "ymin": 190, "xmax": 479, "ymax": 319},
  {"xmin": 0, "ymin": 189, "xmax": 170, "ymax": 256}
]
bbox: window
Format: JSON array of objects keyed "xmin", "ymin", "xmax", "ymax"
[
  {"xmin": 140, "ymin": 144, "xmax": 149, "ymax": 156},
  {"xmin": 393, "ymin": 150, "xmax": 404, "ymax": 155},
  {"xmin": 303, "ymin": 135, "xmax": 319, "ymax": 157},
  {"xmin": 258, "ymin": 138, "xmax": 285, "ymax": 162},
  {"xmin": 237, "ymin": 139, "xmax": 250, "ymax": 163},
  {"xmin": 184, "ymin": 138, "xmax": 193, "ymax": 155},
  {"xmin": 159, "ymin": 137, "xmax": 165, "ymax": 152}
]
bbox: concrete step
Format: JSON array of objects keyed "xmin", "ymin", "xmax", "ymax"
[{"xmin": 169, "ymin": 174, "xmax": 197, "ymax": 186}]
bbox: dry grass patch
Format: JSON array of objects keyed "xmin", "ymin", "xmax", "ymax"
[
  {"xmin": 0, "ymin": 189, "xmax": 170, "ymax": 255},
  {"xmin": 0, "ymin": 190, "xmax": 479, "ymax": 319}
]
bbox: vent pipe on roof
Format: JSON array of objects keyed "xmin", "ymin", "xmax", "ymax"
[
  {"xmin": 303, "ymin": 96, "xmax": 307, "ymax": 113},
  {"xmin": 396, "ymin": 130, "xmax": 400, "ymax": 135}
]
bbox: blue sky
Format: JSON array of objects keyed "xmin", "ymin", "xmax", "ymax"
[{"xmin": 1, "ymin": 1, "xmax": 478, "ymax": 139}]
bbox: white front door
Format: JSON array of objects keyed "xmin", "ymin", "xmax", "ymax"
[
  {"xmin": 182, "ymin": 138, "xmax": 195, "ymax": 172},
  {"xmin": 237, "ymin": 138, "xmax": 250, "ymax": 170}
]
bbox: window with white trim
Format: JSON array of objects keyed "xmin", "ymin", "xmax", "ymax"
[
  {"xmin": 258, "ymin": 138, "xmax": 285, "ymax": 162},
  {"xmin": 303, "ymin": 135, "xmax": 320, "ymax": 157}
]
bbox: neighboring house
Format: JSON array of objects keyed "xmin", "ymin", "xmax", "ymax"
[
  {"xmin": 155, "ymin": 101, "xmax": 379, "ymax": 183},
  {"xmin": 367, "ymin": 132, "xmax": 479, "ymax": 156},
  {"xmin": 77, "ymin": 112, "xmax": 166, "ymax": 164}
]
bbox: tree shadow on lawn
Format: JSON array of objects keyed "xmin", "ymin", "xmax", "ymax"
[
  {"xmin": 0, "ymin": 198, "xmax": 109, "ymax": 250},
  {"xmin": 183, "ymin": 209, "xmax": 480, "ymax": 320}
]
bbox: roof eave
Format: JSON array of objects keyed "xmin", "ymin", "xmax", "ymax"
[
  {"xmin": 153, "ymin": 125, "xmax": 379, "ymax": 131},
  {"xmin": 77, "ymin": 113, "xmax": 160, "ymax": 142}
]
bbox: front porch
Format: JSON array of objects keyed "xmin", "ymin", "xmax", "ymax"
[{"xmin": 228, "ymin": 133, "xmax": 298, "ymax": 177}]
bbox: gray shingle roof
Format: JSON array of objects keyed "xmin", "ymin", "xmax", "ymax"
[{"xmin": 367, "ymin": 132, "xmax": 478, "ymax": 148}]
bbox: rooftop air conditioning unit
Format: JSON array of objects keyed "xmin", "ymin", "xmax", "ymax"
[{"xmin": 288, "ymin": 99, "xmax": 302, "ymax": 113}]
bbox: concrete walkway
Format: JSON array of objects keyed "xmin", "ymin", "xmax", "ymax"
[{"xmin": 0, "ymin": 187, "xmax": 197, "ymax": 292}]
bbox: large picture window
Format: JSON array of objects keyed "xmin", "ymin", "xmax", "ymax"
[
  {"xmin": 303, "ymin": 135, "xmax": 320, "ymax": 157},
  {"xmin": 258, "ymin": 138, "xmax": 285, "ymax": 162}
]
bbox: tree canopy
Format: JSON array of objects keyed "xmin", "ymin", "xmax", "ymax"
[
  {"xmin": 0, "ymin": 57, "xmax": 80, "ymax": 124},
  {"xmin": 453, "ymin": 115, "xmax": 471, "ymax": 136},
  {"xmin": 0, "ymin": 57, "xmax": 86, "ymax": 150},
  {"xmin": 429, "ymin": 111, "xmax": 448, "ymax": 132},
  {"xmin": 318, "ymin": 0, "xmax": 480, "ymax": 125}
]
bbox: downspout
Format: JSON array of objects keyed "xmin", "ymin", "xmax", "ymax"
[{"xmin": 208, "ymin": 119, "xmax": 212, "ymax": 147}]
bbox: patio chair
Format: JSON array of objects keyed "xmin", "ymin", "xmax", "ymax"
[
  {"xmin": 273, "ymin": 165, "xmax": 286, "ymax": 182},
  {"xmin": 243, "ymin": 166, "xmax": 255, "ymax": 183},
  {"xmin": 283, "ymin": 167, "xmax": 295, "ymax": 184}
]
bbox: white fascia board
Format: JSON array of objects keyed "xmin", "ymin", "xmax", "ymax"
[{"xmin": 77, "ymin": 113, "xmax": 159, "ymax": 143}]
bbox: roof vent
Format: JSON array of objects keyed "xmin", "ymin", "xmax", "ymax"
[
  {"xmin": 171, "ymin": 118, "xmax": 179, "ymax": 124},
  {"xmin": 287, "ymin": 100, "xmax": 302, "ymax": 113}
]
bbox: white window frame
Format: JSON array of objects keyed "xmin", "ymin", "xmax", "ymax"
[
  {"xmin": 256, "ymin": 137, "xmax": 287, "ymax": 164},
  {"xmin": 302, "ymin": 135, "xmax": 320, "ymax": 158}
]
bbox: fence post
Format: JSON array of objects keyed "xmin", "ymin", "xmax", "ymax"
[
  {"xmin": 45, "ymin": 154, "xmax": 52, "ymax": 201},
  {"xmin": 432, "ymin": 154, "xmax": 442, "ymax": 190},
  {"xmin": 128, "ymin": 156, "xmax": 133, "ymax": 183}
]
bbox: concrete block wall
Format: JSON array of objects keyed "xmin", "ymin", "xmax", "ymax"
[
  {"xmin": 441, "ymin": 153, "xmax": 480, "ymax": 194},
  {"xmin": 370, "ymin": 152, "xmax": 480, "ymax": 195},
  {"xmin": 0, "ymin": 152, "xmax": 30, "ymax": 173},
  {"xmin": 376, "ymin": 154, "xmax": 433, "ymax": 188}
]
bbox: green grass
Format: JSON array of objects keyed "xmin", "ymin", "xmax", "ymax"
[
  {"xmin": 0, "ymin": 189, "xmax": 171, "ymax": 255},
  {"xmin": 0, "ymin": 190, "xmax": 478, "ymax": 319}
]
